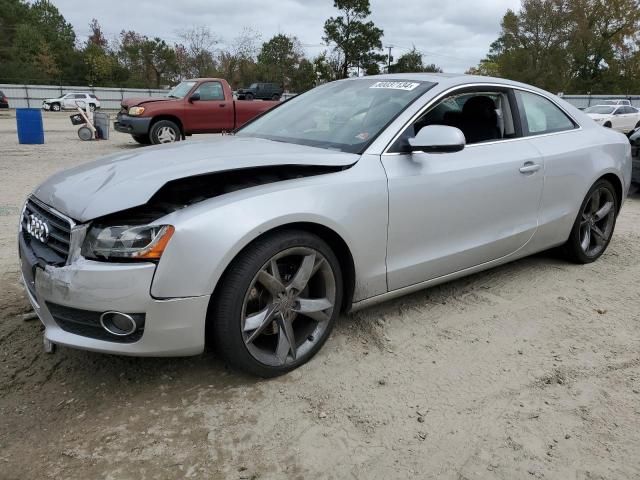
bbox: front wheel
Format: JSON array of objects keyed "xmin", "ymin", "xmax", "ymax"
[
  {"xmin": 562, "ymin": 179, "xmax": 618, "ymax": 263},
  {"xmin": 245, "ymin": 93, "xmax": 254, "ymax": 100},
  {"xmin": 150, "ymin": 120, "xmax": 180, "ymax": 144},
  {"xmin": 51, "ymin": 103, "xmax": 61, "ymax": 112},
  {"xmin": 210, "ymin": 230, "xmax": 343, "ymax": 377},
  {"xmin": 603, "ymin": 121, "xmax": 612, "ymax": 128}
]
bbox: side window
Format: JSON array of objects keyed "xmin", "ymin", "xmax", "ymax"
[
  {"xmin": 516, "ymin": 91, "xmax": 576, "ymax": 135},
  {"xmin": 193, "ymin": 82, "xmax": 224, "ymax": 101},
  {"xmin": 389, "ymin": 89, "xmax": 517, "ymax": 152},
  {"xmin": 73, "ymin": 94, "xmax": 85, "ymax": 99}
]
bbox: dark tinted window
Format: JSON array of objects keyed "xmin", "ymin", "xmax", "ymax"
[
  {"xmin": 194, "ymin": 81, "xmax": 224, "ymax": 101},
  {"xmin": 73, "ymin": 94, "xmax": 86, "ymax": 99},
  {"xmin": 516, "ymin": 91, "xmax": 576, "ymax": 135}
]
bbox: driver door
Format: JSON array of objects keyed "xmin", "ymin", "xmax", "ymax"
[
  {"xmin": 185, "ymin": 81, "xmax": 233, "ymax": 133},
  {"xmin": 382, "ymin": 88, "xmax": 544, "ymax": 290}
]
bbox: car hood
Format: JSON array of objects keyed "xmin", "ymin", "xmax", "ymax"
[
  {"xmin": 121, "ymin": 97, "xmax": 175, "ymax": 108},
  {"xmin": 33, "ymin": 136, "xmax": 359, "ymax": 222}
]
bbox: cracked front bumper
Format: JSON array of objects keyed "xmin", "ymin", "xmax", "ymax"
[{"xmin": 19, "ymin": 236, "xmax": 209, "ymax": 357}]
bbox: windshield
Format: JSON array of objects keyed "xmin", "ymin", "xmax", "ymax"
[
  {"xmin": 249, "ymin": 83, "xmax": 257, "ymax": 89},
  {"xmin": 237, "ymin": 79, "xmax": 436, "ymax": 153},
  {"xmin": 166, "ymin": 81, "xmax": 196, "ymax": 99},
  {"xmin": 585, "ymin": 106, "xmax": 615, "ymax": 114}
]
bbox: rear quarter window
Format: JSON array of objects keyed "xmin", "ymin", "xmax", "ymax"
[{"xmin": 516, "ymin": 91, "xmax": 577, "ymax": 136}]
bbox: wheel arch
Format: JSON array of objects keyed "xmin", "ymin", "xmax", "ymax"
[
  {"xmin": 208, "ymin": 221, "xmax": 356, "ymax": 316},
  {"xmin": 599, "ymin": 172, "xmax": 624, "ymax": 213}
]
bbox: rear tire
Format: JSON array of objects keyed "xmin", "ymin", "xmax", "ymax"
[
  {"xmin": 271, "ymin": 93, "xmax": 281, "ymax": 101},
  {"xmin": 562, "ymin": 179, "xmax": 618, "ymax": 264},
  {"xmin": 132, "ymin": 134, "xmax": 151, "ymax": 145},
  {"xmin": 150, "ymin": 120, "xmax": 181, "ymax": 144},
  {"xmin": 89, "ymin": 104, "xmax": 96, "ymax": 112},
  {"xmin": 210, "ymin": 230, "xmax": 343, "ymax": 377}
]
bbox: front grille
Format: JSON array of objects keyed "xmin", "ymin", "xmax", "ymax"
[
  {"xmin": 46, "ymin": 302, "xmax": 145, "ymax": 343},
  {"xmin": 21, "ymin": 197, "xmax": 72, "ymax": 265}
]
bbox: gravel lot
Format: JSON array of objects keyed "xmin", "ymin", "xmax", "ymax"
[{"xmin": 1, "ymin": 111, "xmax": 640, "ymax": 480}]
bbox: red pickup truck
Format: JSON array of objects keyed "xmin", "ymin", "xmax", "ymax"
[{"xmin": 114, "ymin": 78, "xmax": 279, "ymax": 145}]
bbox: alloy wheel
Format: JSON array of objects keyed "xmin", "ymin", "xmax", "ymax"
[
  {"xmin": 241, "ymin": 247, "xmax": 336, "ymax": 367},
  {"xmin": 579, "ymin": 186, "xmax": 615, "ymax": 257},
  {"xmin": 156, "ymin": 126, "xmax": 177, "ymax": 143}
]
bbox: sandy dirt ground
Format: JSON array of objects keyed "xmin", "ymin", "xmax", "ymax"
[{"xmin": 1, "ymin": 111, "xmax": 640, "ymax": 480}]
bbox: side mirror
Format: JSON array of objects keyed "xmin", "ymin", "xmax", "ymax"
[
  {"xmin": 408, "ymin": 125, "xmax": 466, "ymax": 153},
  {"xmin": 189, "ymin": 92, "xmax": 201, "ymax": 102}
]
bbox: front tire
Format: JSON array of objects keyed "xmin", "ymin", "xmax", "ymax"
[
  {"xmin": 245, "ymin": 92, "xmax": 254, "ymax": 100},
  {"xmin": 562, "ymin": 179, "xmax": 618, "ymax": 264},
  {"xmin": 51, "ymin": 103, "xmax": 61, "ymax": 112},
  {"xmin": 210, "ymin": 230, "xmax": 343, "ymax": 377},
  {"xmin": 603, "ymin": 121, "xmax": 612, "ymax": 128},
  {"xmin": 150, "ymin": 120, "xmax": 180, "ymax": 144}
]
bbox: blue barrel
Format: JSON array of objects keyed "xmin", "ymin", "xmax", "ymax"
[{"xmin": 16, "ymin": 108, "xmax": 44, "ymax": 144}]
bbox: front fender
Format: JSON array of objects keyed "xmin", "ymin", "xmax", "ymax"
[{"xmin": 150, "ymin": 155, "xmax": 389, "ymax": 303}]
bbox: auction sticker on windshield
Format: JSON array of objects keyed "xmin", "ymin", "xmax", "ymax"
[{"xmin": 370, "ymin": 81, "xmax": 421, "ymax": 91}]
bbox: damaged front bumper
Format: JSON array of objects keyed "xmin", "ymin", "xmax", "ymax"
[{"xmin": 19, "ymin": 234, "xmax": 209, "ymax": 357}]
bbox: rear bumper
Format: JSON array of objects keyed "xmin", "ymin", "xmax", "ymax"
[{"xmin": 114, "ymin": 114, "xmax": 152, "ymax": 136}]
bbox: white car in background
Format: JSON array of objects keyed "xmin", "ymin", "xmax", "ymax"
[
  {"xmin": 42, "ymin": 93, "xmax": 100, "ymax": 112},
  {"xmin": 597, "ymin": 99, "xmax": 632, "ymax": 106},
  {"xmin": 584, "ymin": 105, "xmax": 640, "ymax": 133}
]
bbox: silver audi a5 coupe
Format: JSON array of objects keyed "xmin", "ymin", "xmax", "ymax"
[{"xmin": 19, "ymin": 74, "xmax": 631, "ymax": 376}]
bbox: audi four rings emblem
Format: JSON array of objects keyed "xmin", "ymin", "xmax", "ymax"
[{"xmin": 26, "ymin": 214, "xmax": 50, "ymax": 243}]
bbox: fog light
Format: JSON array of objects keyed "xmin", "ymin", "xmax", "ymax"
[{"xmin": 100, "ymin": 311, "xmax": 137, "ymax": 336}]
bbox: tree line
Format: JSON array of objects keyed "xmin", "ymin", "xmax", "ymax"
[
  {"xmin": 0, "ymin": 0, "xmax": 440, "ymax": 91},
  {"xmin": 469, "ymin": 0, "xmax": 640, "ymax": 94}
]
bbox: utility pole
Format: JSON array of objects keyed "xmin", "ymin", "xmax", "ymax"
[{"xmin": 385, "ymin": 45, "xmax": 393, "ymax": 73}]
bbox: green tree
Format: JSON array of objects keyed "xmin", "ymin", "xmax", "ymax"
[
  {"xmin": 471, "ymin": 0, "xmax": 640, "ymax": 94},
  {"xmin": 323, "ymin": 0, "xmax": 384, "ymax": 78},
  {"xmin": 257, "ymin": 34, "xmax": 304, "ymax": 89},
  {"xmin": 389, "ymin": 47, "xmax": 443, "ymax": 73}
]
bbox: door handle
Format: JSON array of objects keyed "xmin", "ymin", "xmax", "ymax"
[
  {"xmin": 519, "ymin": 162, "xmax": 541, "ymax": 174},
  {"xmin": 219, "ymin": 104, "xmax": 226, "ymax": 107}
]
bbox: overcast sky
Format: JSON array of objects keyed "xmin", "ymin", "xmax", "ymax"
[{"xmin": 52, "ymin": 0, "xmax": 521, "ymax": 72}]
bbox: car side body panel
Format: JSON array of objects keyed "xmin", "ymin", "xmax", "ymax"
[{"xmin": 150, "ymin": 155, "xmax": 389, "ymax": 302}]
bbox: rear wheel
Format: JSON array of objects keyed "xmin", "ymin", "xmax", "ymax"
[
  {"xmin": 89, "ymin": 103, "xmax": 96, "ymax": 112},
  {"xmin": 271, "ymin": 93, "xmax": 281, "ymax": 101},
  {"xmin": 132, "ymin": 134, "xmax": 151, "ymax": 145},
  {"xmin": 210, "ymin": 230, "xmax": 343, "ymax": 377},
  {"xmin": 150, "ymin": 120, "xmax": 180, "ymax": 144},
  {"xmin": 562, "ymin": 179, "xmax": 618, "ymax": 263}
]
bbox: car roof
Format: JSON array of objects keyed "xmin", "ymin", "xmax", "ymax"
[{"xmin": 346, "ymin": 72, "xmax": 558, "ymax": 94}]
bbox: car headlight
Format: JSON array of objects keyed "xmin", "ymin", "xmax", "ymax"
[
  {"xmin": 128, "ymin": 106, "xmax": 145, "ymax": 116},
  {"xmin": 82, "ymin": 224, "xmax": 174, "ymax": 260}
]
